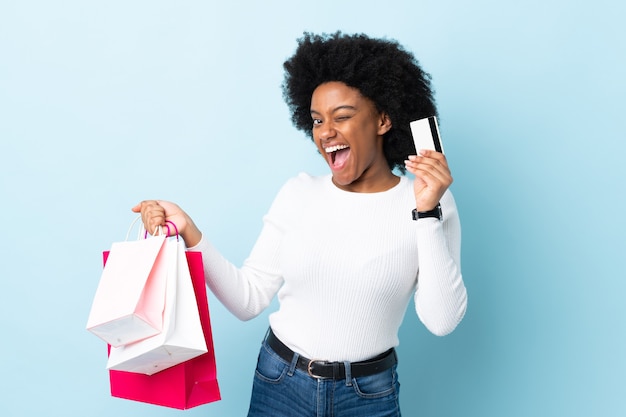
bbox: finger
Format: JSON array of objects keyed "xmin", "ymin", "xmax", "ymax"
[
  {"xmin": 405, "ymin": 155, "xmax": 450, "ymax": 180},
  {"xmin": 420, "ymin": 166, "xmax": 453, "ymax": 188},
  {"xmin": 133, "ymin": 200, "xmax": 163, "ymax": 235},
  {"xmin": 406, "ymin": 163, "xmax": 453, "ymax": 194},
  {"xmin": 415, "ymin": 149, "xmax": 449, "ymax": 169},
  {"xmin": 411, "ymin": 152, "xmax": 451, "ymax": 175},
  {"xmin": 132, "ymin": 200, "xmax": 157, "ymax": 213},
  {"xmin": 147, "ymin": 211, "xmax": 166, "ymax": 235}
]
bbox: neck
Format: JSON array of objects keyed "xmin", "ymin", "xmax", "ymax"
[{"xmin": 332, "ymin": 170, "xmax": 400, "ymax": 193}]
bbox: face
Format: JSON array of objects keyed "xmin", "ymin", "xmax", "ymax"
[{"xmin": 310, "ymin": 81, "xmax": 393, "ymax": 192}]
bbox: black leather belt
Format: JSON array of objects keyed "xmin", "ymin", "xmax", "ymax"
[{"xmin": 266, "ymin": 328, "xmax": 397, "ymax": 379}]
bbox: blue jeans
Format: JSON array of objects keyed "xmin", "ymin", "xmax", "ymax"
[{"xmin": 247, "ymin": 339, "xmax": 402, "ymax": 417}]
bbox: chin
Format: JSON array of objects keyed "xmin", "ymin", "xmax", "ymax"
[{"xmin": 331, "ymin": 174, "xmax": 357, "ymax": 187}]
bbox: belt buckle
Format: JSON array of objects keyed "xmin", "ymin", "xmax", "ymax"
[{"xmin": 307, "ymin": 359, "xmax": 324, "ymax": 379}]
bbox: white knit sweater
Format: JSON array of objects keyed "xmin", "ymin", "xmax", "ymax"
[{"xmin": 190, "ymin": 173, "xmax": 467, "ymax": 362}]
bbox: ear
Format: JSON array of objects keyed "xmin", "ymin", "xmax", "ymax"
[{"xmin": 377, "ymin": 112, "xmax": 392, "ymax": 135}]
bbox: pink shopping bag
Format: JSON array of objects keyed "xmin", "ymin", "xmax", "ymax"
[{"xmin": 107, "ymin": 251, "xmax": 221, "ymax": 409}]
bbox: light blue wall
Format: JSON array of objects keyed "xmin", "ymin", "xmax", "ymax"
[{"xmin": 1, "ymin": 1, "xmax": 624, "ymax": 416}]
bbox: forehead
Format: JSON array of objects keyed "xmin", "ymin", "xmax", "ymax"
[{"xmin": 310, "ymin": 81, "xmax": 370, "ymax": 111}]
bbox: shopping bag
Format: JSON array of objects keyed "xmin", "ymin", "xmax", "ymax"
[
  {"xmin": 108, "ymin": 251, "xmax": 221, "ymax": 409},
  {"xmin": 86, "ymin": 219, "xmax": 168, "ymax": 347},
  {"xmin": 107, "ymin": 236, "xmax": 208, "ymax": 375}
]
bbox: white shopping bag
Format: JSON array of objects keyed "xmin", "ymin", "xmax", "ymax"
[
  {"xmin": 106, "ymin": 236, "xmax": 208, "ymax": 375},
  {"xmin": 87, "ymin": 220, "xmax": 169, "ymax": 347}
]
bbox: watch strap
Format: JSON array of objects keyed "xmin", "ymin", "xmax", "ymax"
[{"xmin": 412, "ymin": 203, "xmax": 442, "ymax": 221}]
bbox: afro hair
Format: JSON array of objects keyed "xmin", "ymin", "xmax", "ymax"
[{"xmin": 282, "ymin": 31, "xmax": 438, "ymax": 173}]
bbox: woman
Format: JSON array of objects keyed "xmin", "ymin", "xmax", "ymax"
[{"xmin": 134, "ymin": 32, "xmax": 467, "ymax": 417}]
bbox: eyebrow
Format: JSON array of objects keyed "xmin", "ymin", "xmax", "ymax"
[{"xmin": 310, "ymin": 105, "xmax": 358, "ymax": 115}]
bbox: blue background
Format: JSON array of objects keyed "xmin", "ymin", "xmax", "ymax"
[{"xmin": 1, "ymin": 1, "xmax": 624, "ymax": 416}]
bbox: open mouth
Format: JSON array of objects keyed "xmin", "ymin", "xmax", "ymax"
[{"xmin": 325, "ymin": 144, "xmax": 350, "ymax": 167}]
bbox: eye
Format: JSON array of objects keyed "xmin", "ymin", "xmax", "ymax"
[{"xmin": 312, "ymin": 118, "xmax": 323, "ymax": 126}]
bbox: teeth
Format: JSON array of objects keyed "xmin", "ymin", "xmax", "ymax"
[{"xmin": 324, "ymin": 144, "xmax": 349, "ymax": 153}]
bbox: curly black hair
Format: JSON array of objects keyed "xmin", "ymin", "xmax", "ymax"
[{"xmin": 282, "ymin": 31, "xmax": 438, "ymax": 174}]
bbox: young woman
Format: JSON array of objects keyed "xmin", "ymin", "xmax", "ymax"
[{"xmin": 134, "ymin": 32, "xmax": 467, "ymax": 417}]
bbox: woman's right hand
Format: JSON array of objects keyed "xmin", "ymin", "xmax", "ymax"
[{"xmin": 131, "ymin": 200, "xmax": 202, "ymax": 248}]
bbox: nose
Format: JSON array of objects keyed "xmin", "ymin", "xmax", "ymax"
[{"xmin": 317, "ymin": 121, "xmax": 336, "ymax": 143}]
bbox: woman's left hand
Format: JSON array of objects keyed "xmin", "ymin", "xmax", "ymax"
[{"xmin": 404, "ymin": 149, "xmax": 453, "ymax": 211}]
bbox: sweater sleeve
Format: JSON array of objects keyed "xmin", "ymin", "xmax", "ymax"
[
  {"xmin": 414, "ymin": 190, "xmax": 468, "ymax": 336},
  {"xmin": 186, "ymin": 184, "xmax": 291, "ymax": 321}
]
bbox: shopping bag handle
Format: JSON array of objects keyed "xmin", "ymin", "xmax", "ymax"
[
  {"xmin": 166, "ymin": 221, "xmax": 179, "ymax": 241},
  {"xmin": 147, "ymin": 221, "xmax": 179, "ymax": 241},
  {"xmin": 132, "ymin": 218, "xmax": 179, "ymax": 241},
  {"xmin": 125, "ymin": 215, "xmax": 166, "ymax": 241}
]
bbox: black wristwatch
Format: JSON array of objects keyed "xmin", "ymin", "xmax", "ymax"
[{"xmin": 412, "ymin": 203, "xmax": 442, "ymax": 221}]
